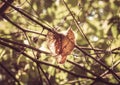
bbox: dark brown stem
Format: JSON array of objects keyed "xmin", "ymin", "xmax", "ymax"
[
  {"xmin": 1, "ymin": 14, "xmax": 46, "ymax": 36},
  {"xmin": 0, "ymin": 40, "xmax": 97, "ymax": 80},
  {"xmin": 75, "ymin": 45, "xmax": 120, "ymax": 82},
  {"xmin": 0, "ymin": 62, "xmax": 21, "ymax": 85},
  {"xmin": 62, "ymin": 0, "xmax": 120, "ymax": 81},
  {"xmin": 1, "ymin": 0, "xmax": 53, "ymax": 33},
  {"xmin": 0, "ymin": 40, "xmax": 118, "ymax": 85},
  {"xmin": 0, "ymin": 0, "xmax": 14, "ymax": 14},
  {"xmin": 0, "ymin": 37, "xmax": 49, "ymax": 54}
]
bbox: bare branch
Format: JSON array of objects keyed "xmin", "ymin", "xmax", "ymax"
[{"xmin": 0, "ymin": 62, "xmax": 21, "ymax": 85}]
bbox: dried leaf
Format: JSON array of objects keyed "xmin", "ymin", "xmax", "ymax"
[
  {"xmin": 47, "ymin": 28, "xmax": 75, "ymax": 64},
  {"xmin": 46, "ymin": 31, "xmax": 56, "ymax": 55}
]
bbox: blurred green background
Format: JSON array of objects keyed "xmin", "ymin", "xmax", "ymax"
[{"xmin": 0, "ymin": 0, "xmax": 120, "ymax": 85}]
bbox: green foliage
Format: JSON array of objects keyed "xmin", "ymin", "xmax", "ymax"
[{"xmin": 0, "ymin": 0, "xmax": 120, "ymax": 85}]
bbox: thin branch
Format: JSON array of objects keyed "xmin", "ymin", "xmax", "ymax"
[
  {"xmin": 77, "ymin": 46, "xmax": 120, "ymax": 55},
  {"xmin": 112, "ymin": 47, "xmax": 120, "ymax": 51},
  {"xmin": 1, "ymin": 0, "xmax": 120, "ymax": 84},
  {"xmin": 23, "ymin": 32, "xmax": 51, "ymax": 85},
  {"xmin": 101, "ymin": 60, "xmax": 120, "ymax": 77},
  {"xmin": 1, "ymin": 0, "xmax": 53, "ymax": 33},
  {"xmin": 67, "ymin": 60, "xmax": 117, "ymax": 85},
  {"xmin": 91, "ymin": 60, "xmax": 120, "ymax": 84},
  {"xmin": 0, "ymin": 37, "xmax": 51, "ymax": 84},
  {"xmin": 1, "ymin": 14, "xmax": 46, "ymax": 36},
  {"xmin": 62, "ymin": 0, "xmax": 101, "ymax": 59},
  {"xmin": 38, "ymin": 64, "xmax": 52, "ymax": 85},
  {"xmin": 23, "ymin": 32, "xmax": 44, "ymax": 85},
  {"xmin": 62, "ymin": 0, "xmax": 120, "ymax": 81},
  {"xmin": 75, "ymin": 45, "xmax": 120, "ymax": 82},
  {"xmin": 0, "ymin": 40, "xmax": 97, "ymax": 80},
  {"xmin": 0, "ymin": 62, "xmax": 21, "ymax": 85},
  {"xmin": 0, "ymin": 0, "xmax": 14, "ymax": 14},
  {"xmin": 67, "ymin": 60, "xmax": 98, "ymax": 77},
  {"xmin": 0, "ymin": 37, "xmax": 49, "ymax": 54},
  {"xmin": 1, "ymin": 9, "xmax": 120, "ymax": 84},
  {"xmin": 0, "ymin": 40, "xmax": 118, "ymax": 85}
]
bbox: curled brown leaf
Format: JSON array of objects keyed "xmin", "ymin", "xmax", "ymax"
[{"xmin": 47, "ymin": 28, "xmax": 75, "ymax": 64}]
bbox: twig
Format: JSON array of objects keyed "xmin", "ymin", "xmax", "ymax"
[
  {"xmin": 0, "ymin": 37, "xmax": 49, "ymax": 54},
  {"xmin": 0, "ymin": 62, "xmax": 21, "ymax": 85},
  {"xmin": 112, "ymin": 47, "xmax": 120, "ymax": 51},
  {"xmin": 1, "ymin": 14, "xmax": 46, "ymax": 36},
  {"xmin": 38, "ymin": 64, "xmax": 52, "ymax": 85},
  {"xmin": 0, "ymin": 40, "xmax": 119, "ymax": 85},
  {"xmin": 23, "ymin": 32, "xmax": 51, "ymax": 85},
  {"xmin": 100, "ymin": 60, "xmax": 120, "ymax": 77},
  {"xmin": 67, "ymin": 60, "xmax": 117, "ymax": 85},
  {"xmin": 62, "ymin": 0, "xmax": 120, "ymax": 82},
  {"xmin": 23, "ymin": 32, "xmax": 44, "ymax": 85},
  {"xmin": 1, "ymin": 0, "xmax": 53, "ymax": 33},
  {"xmin": 1, "ymin": 0, "xmax": 120, "ymax": 84},
  {"xmin": 0, "ymin": 40, "xmax": 97, "ymax": 80},
  {"xmin": 0, "ymin": 0, "xmax": 14, "ymax": 14},
  {"xmin": 75, "ymin": 45, "xmax": 120, "ymax": 82},
  {"xmin": 67, "ymin": 60, "xmax": 98, "ymax": 77},
  {"xmin": 62, "ymin": 0, "xmax": 101, "ymax": 59},
  {"xmin": 77, "ymin": 46, "xmax": 120, "ymax": 55},
  {"xmin": 90, "ymin": 60, "xmax": 120, "ymax": 84}
]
